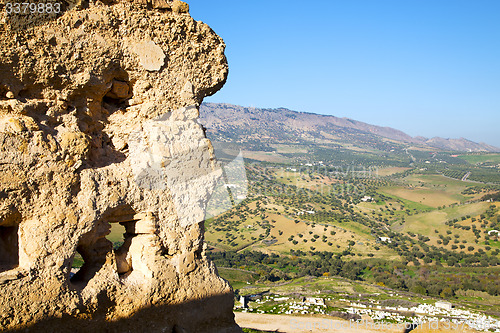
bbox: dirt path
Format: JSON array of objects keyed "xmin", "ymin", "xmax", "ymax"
[
  {"xmin": 234, "ymin": 312, "xmax": 405, "ymax": 333},
  {"xmin": 462, "ymin": 171, "xmax": 471, "ymax": 181}
]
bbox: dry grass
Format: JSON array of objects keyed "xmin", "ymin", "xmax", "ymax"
[
  {"xmin": 381, "ymin": 187, "xmax": 462, "ymax": 208},
  {"xmin": 242, "ymin": 150, "xmax": 290, "ymax": 163},
  {"xmin": 397, "ymin": 202, "xmax": 495, "ymax": 253},
  {"xmin": 248, "ymin": 213, "xmax": 398, "ymax": 260},
  {"xmin": 274, "ymin": 170, "xmax": 339, "ymax": 192},
  {"xmin": 377, "ymin": 167, "xmax": 411, "ymax": 176}
]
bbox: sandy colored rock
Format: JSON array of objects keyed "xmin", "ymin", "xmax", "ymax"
[
  {"xmin": 133, "ymin": 40, "xmax": 167, "ymax": 71},
  {"xmin": 172, "ymin": 0, "xmax": 189, "ymax": 13},
  {"xmin": 106, "ymin": 80, "xmax": 130, "ymax": 99},
  {"xmin": 0, "ymin": 1, "xmax": 236, "ymax": 332},
  {"xmin": 151, "ymin": 0, "xmax": 172, "ymax": 9}
]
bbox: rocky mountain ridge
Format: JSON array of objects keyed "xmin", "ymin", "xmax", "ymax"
[{"xmin": 200, "ymin": 103, "xmax": 499, "ymax": 152}]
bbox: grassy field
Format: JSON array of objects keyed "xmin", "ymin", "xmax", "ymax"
[
  {"xmin": 406, "ymin": 174, "xmax": 484, "ymax": 198},
  {"xmin": 204, "ymin": 200, "xmax": 268, "ymax": 250},
  {"xmin": 207, "ymin": 168, "xmax": 499, "ymax": 259},
  {"xmin": 205, "ymin": 218, "xmax": 267, "ymax": 251},
  {"xmin": 357, "ymin": 192, "xmax": 432, "ymax": 221},
  {"xmin": 242, "ymin": 150, "xmax": 291, "ymax": 163},
  {"xmin": 274, "ymin": 170, "xmax": 339, "ymax": 192},
  {"xmin": 377, "ymin": 166, "xmax": 411, "ymax": 176},
  {"xmin": 394, "ymin": 201, "xmax": 497, "ymax": 254},
  {"xmin": 457, "ymin": 153, "xmax": 500, "ymax": 165},
  {"xmin": 378, "ymin": 173, "xmax": 485, "ymax": 208},
  {"xmin": 218, "ymin": 267, "xmax": 260, "ymax": 289},
  {"xmin": 248, "ymin": 213, "xmax": 398, "ymax": 260},
  {"xmin": 381, "ymin": 186, "xmax": 463, "ymax": 208},
  {"xmin": 205, "ymin": 191, "xmax": 401, "ymax": 260},
  {"xmin": 269, "ymin": 144, "xmax": 308, "ymax": 154}
]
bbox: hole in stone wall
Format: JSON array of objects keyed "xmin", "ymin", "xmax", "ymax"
[
  {"xmin": 70, "ymin": 231, "xmax": 111, "ymax": 287},
  {"xmin": 108, "ymin": 223, "xmax": 126, "ymax": 250},
  {"xmin": 71, "ymin": 251, "xmax": 84, "ymax": 273},
  {"xmin": 0, "ymin": 225, "xmax": 19, "ymax": 273},
  {"xmin": 0, "ymin": 209, "xmax": 21, "ymax": 273},
  {"xmin": 103, "ymin": 205, "xmax": 137, "ymax": 277},
  {"xmin": 70, "ymin": 205, "xmax": 139, "ymax": 283},
  {"xmin": 113, "ymin": 223, "xmax": 134, "ymax": 277},
  {"xmin": 108, "ymin": 222, "xmax": 135, "ymax": 277}
]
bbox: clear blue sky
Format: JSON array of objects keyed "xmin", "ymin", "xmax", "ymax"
[{"xmin": 188, "ymin": 0, "xmax": 500, "ymax": 147}]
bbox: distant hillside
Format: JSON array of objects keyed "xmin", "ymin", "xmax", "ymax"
[
  {"xmin": 199, "ymin": 103, "xmax": 499, "ymax": 153},
  {"xmin": 422, "ymin": 137, "xmax": 499, "ymax": 152}
]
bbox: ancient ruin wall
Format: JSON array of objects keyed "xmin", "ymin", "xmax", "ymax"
[{"xmin": 0, "ymin": 1, "xmax": 240, "ymax": 331}]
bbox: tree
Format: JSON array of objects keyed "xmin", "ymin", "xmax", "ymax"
[
  {"xmin": 440, "ymin": 287, "xmax": 453, "ymax": 298},
  {"xmin": 410, "ymin": 285, "xmax": 427, "ymax": 295}
]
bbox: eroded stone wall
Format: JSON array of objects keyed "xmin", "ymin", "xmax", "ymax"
[{"xmin": 0, "ymin": 1, "xmax": 239, "ymax": 331}]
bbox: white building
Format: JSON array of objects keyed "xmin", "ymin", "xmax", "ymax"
[
  {"xmin": 378, "ymin": 237, "xmax": 392, "ymax": 243},
  {"xmin": 239, "ymin": 296, "xmax": 249, "ymax": 308},
  {"xmin": 435, "ymin": 301, "xmax": 452, "ymax": 310}
]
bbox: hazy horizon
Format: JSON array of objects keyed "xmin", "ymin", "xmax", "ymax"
[{"xmin": 189, "ymin": 0, "xmax": 500, "ymax": 147}]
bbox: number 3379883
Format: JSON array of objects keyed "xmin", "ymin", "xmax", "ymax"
[{"xmin": 5, "ymin": 2, "xmax": 61, "ymax": 14}]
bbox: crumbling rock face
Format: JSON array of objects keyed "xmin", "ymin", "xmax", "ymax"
[{"xmin": 0, "ymin": 1, "xmax": 239, "ymax": 332}]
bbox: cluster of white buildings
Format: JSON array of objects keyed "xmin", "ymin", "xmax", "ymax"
[
  {"xmin": 377, "ymin": 236, "xmax": 392, "ymax": 243},
  {"xmin": 296, "ymin": 210, "xmax": 315, "ymax": 215},
  {"xmin": 282, "ymin": 300, "xmax": 327, "ymax": 315},
  {"xmin": 238, "ymin": 294, "xmax": 500, "ymax": 332},
  {"xmin": 239, "ymin": 295, "xmax": 328, "ymax": 316},
  {"xmin": 345, "ymin": 300, "xmax": 500, "ymax": 332}
]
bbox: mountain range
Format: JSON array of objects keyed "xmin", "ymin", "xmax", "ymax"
[{"xmin": 199, "ymin": 103, "xmax": 499, "ymax": 153}]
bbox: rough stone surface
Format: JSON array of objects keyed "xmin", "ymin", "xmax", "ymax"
[
  {"xmin": 133, "ymin": 40, "xmax": 167, "ymax": 72},
  {"xmin": 0, "ymin": 1, "xmax": 237, "ymax": 332}
]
